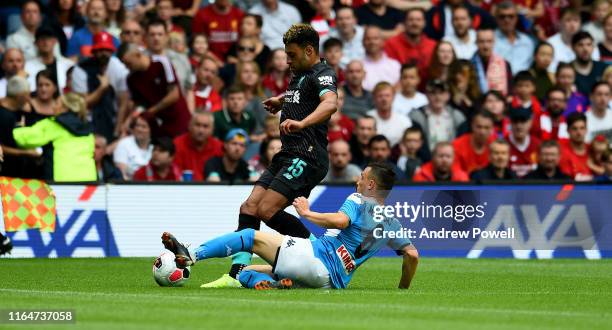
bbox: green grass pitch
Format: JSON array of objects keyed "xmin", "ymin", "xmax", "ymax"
[{"xmin": 1, "ymin": 257, "xmax": 611, "ymax": 329}]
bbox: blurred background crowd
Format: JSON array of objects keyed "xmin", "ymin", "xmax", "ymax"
[{"xmin": 0, "ymin": 0, "xmax": 610, "ymax": 184}]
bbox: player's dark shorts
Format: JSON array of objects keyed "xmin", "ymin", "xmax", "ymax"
[{"xmin": 255, "ymin": 151, "xmax": 328, "ymax": 200}]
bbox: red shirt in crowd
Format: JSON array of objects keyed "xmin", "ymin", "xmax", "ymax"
[
  {"xmin": 127, "ymin": 55, "xmax": 191, "ymax": 137},
  {"xmin": 193, "ymin": 85, "xmax": 223, "ymax": 112},
  {"xmin": 192, "ymin": 5, "xmax": 244, "ymax": 59},
  {"xmin": 384, "ymin": 33, "xmax": 437, "ymax": 80},
  {"xmin": 133, "ymin": 163, "xmax": 182, "ymax": 182},
  {"xmin": 507, "ymin": 134, "xmax": 541, "ymax": 177},
  {"xmin": 532, "ymin": 112, "xmax": 569, "ymax": 141},
  {"xmin": 453, "ymin": 133, "xmax": 494, "ymax": 175},
  {"xmin": 559, "ymin": 140, "xmax": 592, "ymax": 180},
  {"xmin": 173, "ymin": 133, "xmax": 224, "ymax": 181},
  {"xmin": 262, "ymin": 74, "xmax": 289, "ymax": 97},
  {"xmin": 412, "ymin": 162, "xmax": 469, "ymax": 182},
  {"xmin": 328, "ymin": 114, "xmax": 355, "ymax": 143}
]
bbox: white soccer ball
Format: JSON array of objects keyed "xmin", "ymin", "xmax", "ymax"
[{"xmin": 153, "ymin": 251, "xmax": 191, "ymax": 287}]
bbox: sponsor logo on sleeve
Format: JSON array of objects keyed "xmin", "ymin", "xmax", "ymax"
[{"xmin": 336, "ymin": 244, "xmax": 356, "ymax": 274}]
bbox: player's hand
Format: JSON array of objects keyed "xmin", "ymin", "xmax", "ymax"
[
  {"xmin": 292, "ymin": 197, "xmax": 310, "ymax": 217},
  {"xmin": 262, "ymin": 96, "xmax": 283, "ymax": 114},
  {"xmin": 280, "ymin": 119, "xmax": 304, "ymax": 135}
]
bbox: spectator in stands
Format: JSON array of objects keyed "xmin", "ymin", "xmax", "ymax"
[
  {"xmin": 155, "ymin": 0, "xmax": 184, "ymax": 36},
  {"xmin": 507, "ymin": 107, "xmax": 541, "ymax": 177},
  {"xmin": 425, "ymin": 0, "xmax": 494, "ymax": 41},
  {"xmin": 571, "ymin": 31, "xmax": 607, "ymax": 96},
  {"xmin": 7, "ymin": 1, "xmax": 61, "ymax": 61},
  {"xmin": 596, "ymin": 149, "xmax": 612, "ymax": 182},
  {"xmin": 453, "ymin": 111, "xmax": 495, "ymax": 175},
  {"xmin": 322, "ymin": 38, "xmax": 345, "ymax": 83},
  {"xmin": 349, "ymin": 116, "xmax": 377, "ymax": 167},
  {"xmin": 188, "ymin": 33, "xmax": 224, "ymax": 72},
  {"xmin": 427, "ymin": 41, "xmax": 456, "ymax": 83},
  {"xmin": 323, "ymin": 140, "xmax": 362, "ymax": 183},
  {"xmin": 555, "ymin": 63, "xmax": 589, "ymax": 116},
  {"xmin": 397, "ymin": 127, "xmax": 424, "ymax": 180},
  {"xmin": 213, "ymin": 86, "xmax": 256, "ymax": 141},
  {"xmin": 362, "ymin": 26, "xmax": 401, "ymax": 91},
  {"xmin": 192, "ymin": 0, "xmax": 244, "ymax": 59},
  {"xmin": 367, "ymin": 134, "xmax": 406, "ymax": 179},
  {"xmin": 328, "ymin": 88, "xmax": 354, "ymax": 143},
  {"xmin": 533, "ymin": 87, "xmax": 569, "ymax": 141},
  {"xmin": 28, "ymin": 70, "xmax": 60, "ymax": 125},
  {"xmin": 262, "ymin": 49, "xmax": 290, "ymax": 97},
  {"xmin": 173, "ymin": 111, "xmax": 223, "ymax": 181},
  {"xmin": 44, "ymin": 0, "xmax": 86, "ymax": 55},
  {"xmin": 560, "ymin": 112, "xmax": 593, "ymax": 181},
  {"xmin": 470, "ymin": 139, "xmax": 517, "ymax": 182},
  {"xmin": 493, "ymin": 1, "xmax": 535, "ymax": 74},
  {"xmin": 219, "ymin": 37, "xmax": 260, "ymax": 87},
  {"xmin": 119, "ymin": 43, "xmax": 191, "ymax": 138},
  {"xmin": 385, "ymin": 9, "xmax": 437, "ymax": 81},
  {"xmin": 72, "ymin": 32, "xmax": 129, "ymax": 141},
  {"xmin": 226, "ymin": 15, "xmax": 271, "ymax": 72},
  {"xmin": 481, "ymin": 90, "xmax": 510, "ymax": 138},
  {"xmin": 133, "ymin": 137, "xmax": 181, "ymax": 181},
  {"xmin": 342, "ymin": 60, "xmax": 373, "ymax": 119},
  {"xmin": 113, "ymin": 115, "xmax": 153, "ymax": 180},
  {"xmin": 119, "ymin": 19, "xmax": 144, "ymax": 45},
  {"xmin": 585, "ymin": 82, "xmax": 612, "ymax": 142},
  {"xmin": 310, "ymin": 0, "xmax": 335, "ymax": 37},
  {"xmin": 547, "ymin": 8, "xmax": 587, "ymax": 72},
  {"xmin": 529, "ymin": 42, "xmax": 555, "ymax": 101},
  {"xmin": 205, "ymin": 128, "xmax": 257, "ymax": 183},
  {"xmin": 413, "ymin": 142, "xmax": 469, "ymax": 182},
  {"xmin": 187, "ymin": 58, "xmax": 222, "ymax": 113},
  {"xmin": 511, "ymin": 71, "xmax": 543, "ymax": 117},
  {"xmin": 599, "ymin": 13, "xmax": 612, "ymax": 63},
  {"xmin": 443, "ymin": 5, "xmax": 477, "ymax": 60},
  {"xmin": 0, "ymin": 76, "xmax": 36, "ymax": 178},
  {"xmin": 588, "ymin": 135, "xmax": 608, "ymax": 177},
  {"xmin": 448, "ymin": 59, "xmax": 481, "ymax": 118},
  {"xmin": 0, "ymin": 49, "xmax": 26, "ymax": 98},
  {"xmin": 355, "ymin": 0, "xmax": 405, "ymax": 39},
  {"xmin": 583, "ymin": 0, "xmax": 609, "ymax": 44},
  {"xmin": 105, "ymin": 0, "xmax": 126, "ymax": 38},
  {"xmin": 145, "ymin": 19, "xmax": 193, "ymax": 94},
  {"xmin": 249, "ymin": 0, "xmax": 301, "ymax": 50},
  {"xmin": 326, "ymin": 6, "xmax": 365, "ymax": 68},
  {"xmin": 392, "ymin": 63, "xmax": 428, "ymax": 116},
  {"xmin": 95, "ymin": 134, "xmax": 122, "ymax": 182},
  {"xmin": 25, "ymin": 26, "xmax": 74, "ymax": 94},
  {"xmin": 233, "ymin": 61, "xmax": 270, "ymax": 139},
  {"xmin": 524, "ymin": 140, "xmax": 570, "ymax": 180},
  {"xmin": 13, "ymin": 92, "xmax": 96, "ymax": 182},
  {"xmin": 472, "ymin": 27, "xmax": 512, "ymax": 96},
  {"xmin": 250, "ymin": 136, "xmax": 281, "ymax": 177},
  {"xmin": 67, "ymin": 0, "xmax": 119, "ymax": 60},
  {"xmin": 410, "ymin": 80, "xmax": 466, "ymax": 151},
  {"xmin": 367, "ymin": 82, "xmax": 412, "ymax": 146}
]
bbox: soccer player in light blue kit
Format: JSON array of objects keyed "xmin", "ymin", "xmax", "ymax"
[{"xmin": 162, "ymin": 162, "xmax": 419, "ymax": 289}]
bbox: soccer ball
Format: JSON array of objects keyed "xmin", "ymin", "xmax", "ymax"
[{"xmin": 153, "ymin": 251, "xmax": 191, "ymax": 287}]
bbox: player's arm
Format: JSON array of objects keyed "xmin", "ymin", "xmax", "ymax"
[
  {"xmin": 398, "ymin": 244, "xmax": 419, "ymax": 289},
  {"xmin": 293, "ymin": 197, "xmax": 350, "ymax": 229},
  {"xmin": 280, "ymin": 91, "xmax": 337, "ymax": 134},
  {"xmin": 262, "ymin": 94, "xmax": 285, "ymax": 114}
]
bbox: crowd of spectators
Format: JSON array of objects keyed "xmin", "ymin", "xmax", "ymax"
[{"xmin": 0, "ymin": 0, "xmax": 611, "ymax": 184}]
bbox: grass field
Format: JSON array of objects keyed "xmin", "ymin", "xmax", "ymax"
[{"xmin": 1, "ymin": 257, "xmax": 611, "ymax": 329}]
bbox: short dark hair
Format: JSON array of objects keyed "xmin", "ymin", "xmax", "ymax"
[
  {"xmin": 546, "ymin": 86, "xmax": 566, "ymax": 100},
  {"xmin": 533, "ymin": 41, "xmax": 553, "ymax": 56},
  {"xmin": 368, "ymin": 134, "xmax": 390, "ymax": 149},
  {"xmin": 591, "ymin": 81, "xmax": 611, "ymax": 94},
  {"xmin": 367, "ymin": 162, "xmax": 396, "ymax": 197},
  {"xmin": 559, "ymin": 7, "xmax": 581, "ymax": 21},
  {"xmin": 539, "ymin": 139, "xmax": 560, "ymax": 152},
  {"xmin": 571, "ymin": 31, "xmax": 593, "ymax": 47},
  {"xmin": 513, "ymin": 70, "xmax": 536, "ymax": 85},
  {"xmin": 22, "ymin": 0, "xmax": 40, "ymax": 11},
  {"xmin": 226, "ymin": 84, "xmax": 246, "ymax": 96},
  {"xmin": 146, "ymin": 18, "xmax": 167, "ymax": 33},
  {"xmin": 323, "ymin": 37, "xmax": 343, "ymax": 52},
  {"xmin": 283, "ymin": 24, "xmax": 319, "ymax": 53},
  {"xmin": 472, "ymin": 110, "xmax": 496, "ymax": 124},
  {"xmin": 244, "ymin": 13, "xmax": 263, "ymax": 28},
  {"xmin": 400, "ymin": 63, "xmax": 419, "ymax": 75},
  {"xmin": 406, "ymin": 7, "xmax": 426, "ymax": 18},
  {"xmin": 153, "ymin": 137, "xmax": 176, "ymax": 156},
  {"xmin": 566, "ymin": 112, "xmax": 587, "ymax": 128},
  {"xmin": 555, "ymin": 62, "xmax": 575, "ymax": 76},
  {"xmin": 336, "ymin": 5, "xmax": 355, "ymax": 17},
  {"xmin": 402, "ymin": 126, "xmax": 423, "ymax": 140}
]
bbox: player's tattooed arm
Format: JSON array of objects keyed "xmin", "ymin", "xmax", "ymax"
[
  {"xmin": 292, "ymin": 197, "xmax": 350, "ymax": 229},
  {"xmin": 398, "ymin": 245, "xmax": 419, "ymax": 289}
]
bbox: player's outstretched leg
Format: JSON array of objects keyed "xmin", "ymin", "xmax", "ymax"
[
  {"xmin": 161, "ymin": 232, "xmax": 196, "ymax": 268},
  {"xmin": 0, "ymin": 232, "xmax": 12, "ymax": 256},
  {"xmin": 238, "ymin": 269, "xmax": 293, "ymax": 290}
]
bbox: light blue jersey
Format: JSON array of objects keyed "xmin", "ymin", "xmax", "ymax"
[{"xmin": 312, "ymin": 193, "xmax": 412, "ymax": 288}]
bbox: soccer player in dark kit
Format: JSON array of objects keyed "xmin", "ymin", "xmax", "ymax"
[{"xmin": 163, "ymin": 24, "xmax": 338, "ymax": 288}]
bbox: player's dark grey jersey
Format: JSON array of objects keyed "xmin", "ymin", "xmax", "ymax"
[{"xmin": 281, "ymin": 61, "xmax": 337, "ymax": 166}]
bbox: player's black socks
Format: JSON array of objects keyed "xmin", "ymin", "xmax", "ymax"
[
  {"xmin": 266, "ymin": 210, "xmax": 311, "ymax": 239},
  {"xmin": 237, "ymin": 213, "xmax": 260, "ymax": 231},
  {"xmin": 229, "ymin": 263, "xmax": 246, "ymax": 279}
]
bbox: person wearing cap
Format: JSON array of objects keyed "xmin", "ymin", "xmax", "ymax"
[
  {"xmin": 12, "ymin": 92, "xmax": 96, "ymax": 182},
  {"xmin": 204, "ymin": 128, "xmax": 257, "ymax": 184},
  {"xmin": 409, "ymin": 79, "xmax": 466, "ymax": 151},
  {"xmin": 25, "ymin": 25, "xmax": 75, "ymax": 93},
  {"xmin": 133, "ymin": 137, "xmax": 182, "ymax": 181},
  {"xmin": 6, "ymin": 0, "xmax": 62, "ymax": 61},
  {"xmin": 71, "ymin": 30, "xmax": 129, "ymax": 142},
  {"xmin": 67, "ymin": 0, "xmax": 120, "ymax": 60},
  {"xmin": 506, "ymin": 106, "xmax": 541, "ymax": 178}
]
